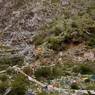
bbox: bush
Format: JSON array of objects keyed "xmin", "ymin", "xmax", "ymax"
[
  {"xmin": 13, "ymin": 0, "xmax": 26, "ymax": 9},
  {"xmin": 32, "ymin": 0, "xmax": 95, "ymax": 51},
  {"xmin": 87, "ymin": 38, "xmax": 95, "ymax": 48},
  {"xmin": 73, "ymin": 63, "xmax": 95, "ymax": 74},
  {"xmin": 47, "ymin": 36, "xmax": 63, "ymax": 51},
  {"xmin": 35, "ymin": 67, "xmax": 52, "ymax": 79},
  {"xmin": 72, "ymin": 65, "xmax": 81, "ymax": 73},
  {"xmin": 10, "ymin": 74, "xmax": 29, "ymax": 95},
  {"xmin": 33, "ymin": 32, "xmax": 47, "ymax": 45},
  {"xmin": 71, "ymin": 83, "xmax": 79, "ymax": 90},
  {"xmin": 85, "ymin": 83, "xmax": 95, "ymax": 90},
  {"xmin": 0, "ymin": 55, "xmax": 24, "ymax": 66},
  {"xmin": 35, "ymin": 65, "xmax": 63, "ymax": 80},
  {"xmin": 0, "ymin": 81, "xmax": 9, "ymax": 94},
  {"xmin": 38, "ymin": 91, "xmax": 58, "ymax": 95},
  {"xmin": 80, "ymin": 64, "xmax": 95, "ymax": 74},
  {"xmin": 51, "ymin": 0, "xmax": 59, "ymax": 3},
  {"xmin": 87, "ymin": 31, "xmax": 95, "ymax": 47},
  {"xmin": 0, "ymin": 75, "xmax": 8, "ymax": 81}
]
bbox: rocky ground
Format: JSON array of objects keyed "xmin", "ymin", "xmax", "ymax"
[
  {"xmin": 0, "ymin": 0, "xmax": 95, "ymax": 63},
  {"xmin": 0, "ymin": 0, "xmax": 64, "ymax": 65},
  {"xmin": 0, "ymin": 0, "xmax": 95, "ymax": 95}
]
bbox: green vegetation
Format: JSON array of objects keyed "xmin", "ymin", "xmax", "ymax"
[
  {"xmin": 0, "ymin": 61, "xmax": 95, "ymax": 94},
  {"xmin": 35, "ymin": 62, "xmax": 95, "ymax": 81},
  {"xmin": 0, "ymin": 0, "xmax": 95, "ymax": 94},
  {"xmin": 0, "ymin": 55, "xmax": 24, "ymax": 66},
  {"xmin": 38, "ymin": 91, "xmax": 58, "ymax": 95},
  {"xmin": 51, "ymin": 0, "xmax": 59, "ymax": 3},
  {"xmin": 71, "ymin": 83, "xmax": 79, "ymax": 90},
  {"xmin": 0, "ymin": 74, "xmax": 8, "ymax": 81},
  {"xmin": 0, "ymin": 81, "xmax": 9, "ymax": 94},
  {"xmin": 9, "ymin": 74, "xmax": 29, "ymax": 95},
  {"xmin": 47, "ymin": 36, "xmax": 64, "ymax": 51},
  {"xmin": 32, "ymin": 0, "xmax": 95, "ymax": 51},
  {"xmin": 85, "ymin": 83, "xmax": 95, "ymax": 90},
  {"xmin": 73, "ymin": 63, "xmax": 95, "ymax": 74},
  {"xmin": 0, "ymin": 74, "xmax": 9, "ymax": 95},
  {"xmin": 35, "ymin": 64, "xmax": 63, "ymax": 80}
]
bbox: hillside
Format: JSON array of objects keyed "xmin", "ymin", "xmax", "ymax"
[{"xmin": 0, "ymin": 0, "xmax": 95, "ymax": 95}]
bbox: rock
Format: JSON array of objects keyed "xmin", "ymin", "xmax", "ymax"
[
  {"xmin": 89, "ymin": 91, "xmax": 95, "ymax": 95},
  {"xmin": 61, "ymin": 0, "xmax": 70, "ymax": 6},
  {"xmin": 84, "ymin": 51, "xmax": 95, "ymax": 62},
  {"xmin": 0, "ymin": 0, "xmax": 2, "ymax": 3},
  {"xmin": 75, "ymin": 90, "xmax": 88, "ymax": 95},
  {"xmin": 26, "ymin": 91, "xmax": 35, "ymax": 95}
]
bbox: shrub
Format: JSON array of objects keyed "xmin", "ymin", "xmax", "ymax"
[
  {"xmin": 71, "ymin": 83, "xmax": 79, "ymax": 90},
  {"xmin": 13, "ymin": 0, "xmax": 26, "ymax": 9},
  {"xmin": 73, "ymin": 63, "xmax": 95, "ymax": 74},
  {"xmin": 72, "ymin": 65, "xmax": 80, "ymax": 73},
  {"xmin": 32, "ymin": 0, "xmax": 95, "ymax": 51},
  {"xmin": 85, "ymin": 83, "xmax": 95, "ymax": 90},
  {"xmin": 51, "ymin": 0, "xmax": 59, "ymax": 3},
  {"xmin": 47, "ymin": 36, "xmax": 64, "ymax": 51},
  {"xmin": 87, "ymin": 28, "xmax": 95, "ymax": 47},
  {"xmin": 0, "ymin": 75, "xmax": 8, "ymax": 81},
  {"xmin": 33, "ymin": 33, "xmax": 46, "ymax": 45},
  {"xmin": 35, "ymin": 65, "xmax": 63, "ymax": 80},
  {"xmin": 0, "ymin": 81, "xmax": 9, "ymax": 94},
  {"xmin": 0, "ymin": 55, "xmax": 24, "ymax": 66},
  {"xmin": 35, "ymin": 67, "xmax": 52, "ymax": 79},
  {"xmin": 80, "ymin": 65, "xmax": 94, "ymax": 74},
  {"xmin": 87, "ymin": 38, "xmax": 95, "ymax": 48},
  {"xmin": 10, "ymin": 74, "xmax": 29, "ymax": 95},
  {"xmin": 38, "ymin": 91, "xmax": 58, "ymax": 95}
]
